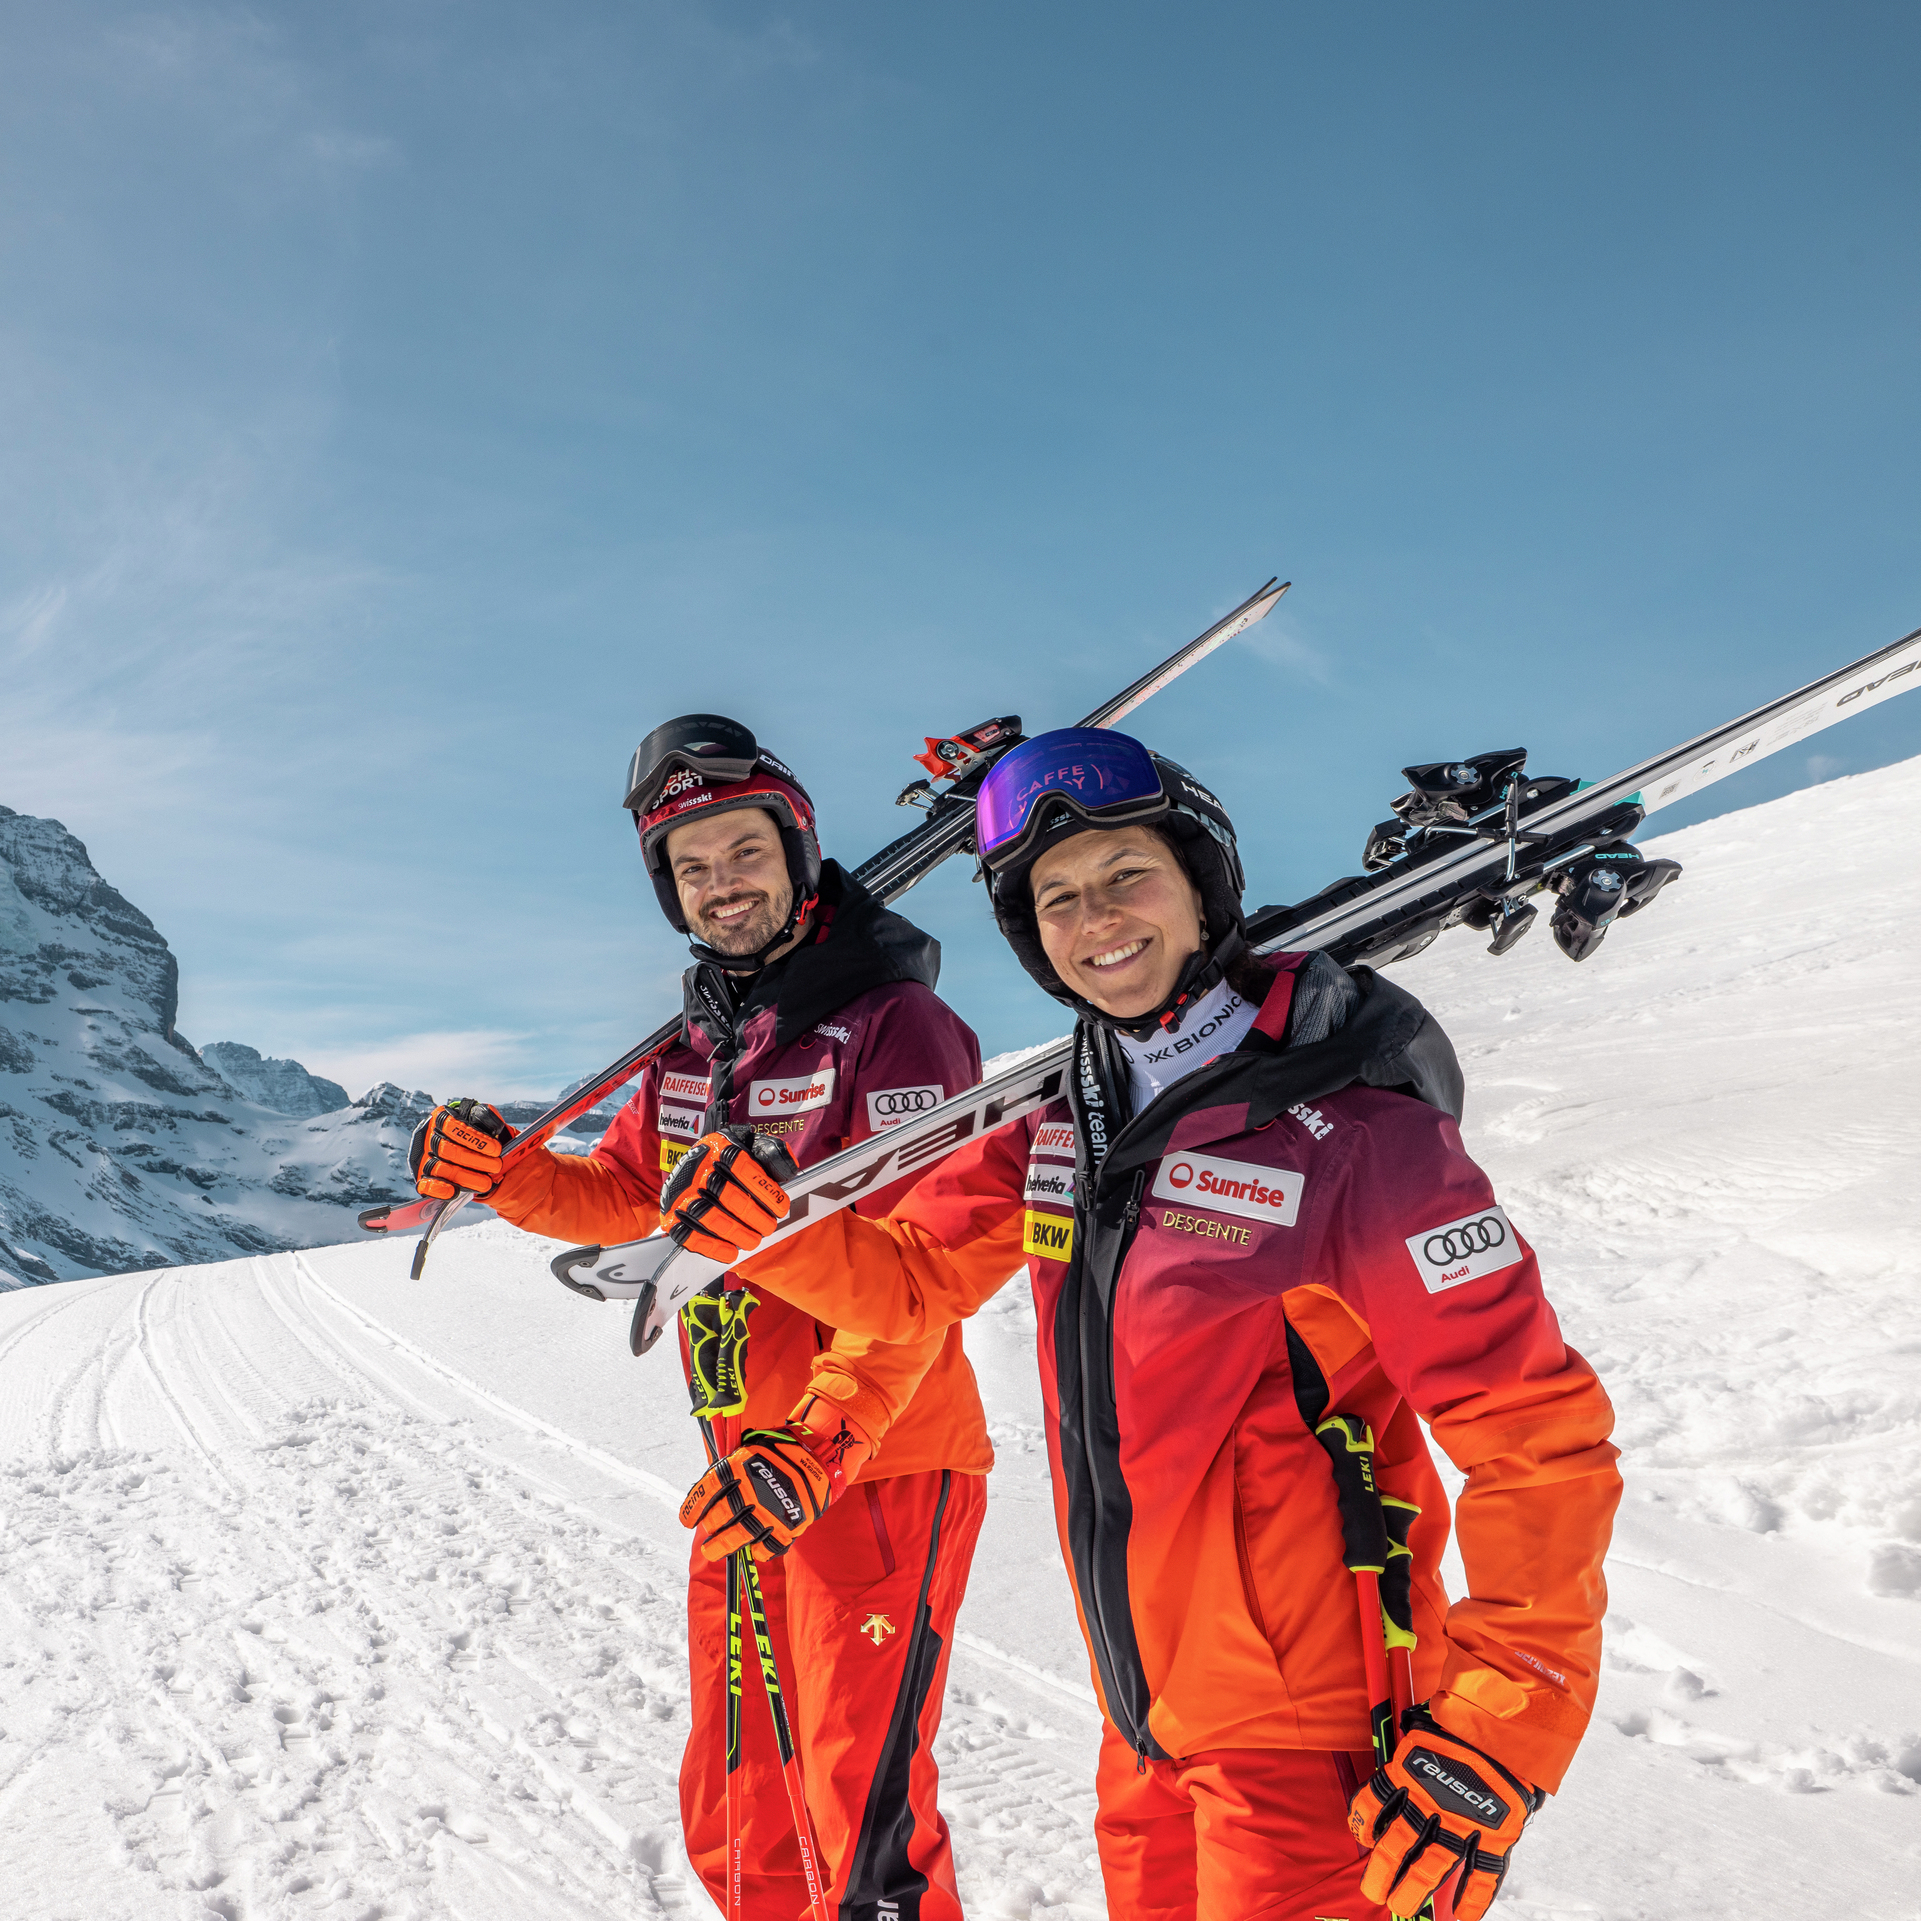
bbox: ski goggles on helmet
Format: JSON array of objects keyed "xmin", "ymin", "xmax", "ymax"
[
  {"xmin": 974, "ymin": 728, "xmax": 1170, "ymax": 871},
  {"xmin": 622, "ymin": 714, "xmax": 764, "ymax": 816}
]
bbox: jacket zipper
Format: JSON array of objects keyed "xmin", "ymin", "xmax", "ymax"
[{"xmin": 1078, "ymin": 1166, "xmax": 1151, "ymax": 1754}]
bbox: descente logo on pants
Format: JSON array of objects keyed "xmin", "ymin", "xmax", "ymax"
[
  {"xmin": 749, "ymin": 1067, "xmax": 837, "ymax": 1115},
  {"xmin": 1149, "ymin": 1150, "xmax": 1303, "ymax": 1226},
  {"xmin": 1022, "ymin": 1209, "xmax": 1075, "ymax": 1262}
]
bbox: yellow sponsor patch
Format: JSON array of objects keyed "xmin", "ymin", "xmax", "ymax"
[
  {"xmin": 660, "ymin": 1139, "xmax": 690, "ymax": 1174},
  {"xmin": 1021, "ymin": 1209, "xmax": 1074, "ymax": 1262}
]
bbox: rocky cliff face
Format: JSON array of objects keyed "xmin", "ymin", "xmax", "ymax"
[
  {"xmin": 0, "ymin": 806, "xmax": 439, "ymax": 1286},
  {"xmin": 199, "ymin": 1042, "xmax": 351, "ymax": 1120}
]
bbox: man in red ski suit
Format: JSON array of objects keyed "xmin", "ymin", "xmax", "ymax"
[{"xmin": 409, "ymin": 717, "xmax": 990, "ymax": 1921}]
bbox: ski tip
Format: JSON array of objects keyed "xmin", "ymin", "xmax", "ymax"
[{"xmin": 358, "ymin": 1204, "xmax": 391, "ymax": 1231}]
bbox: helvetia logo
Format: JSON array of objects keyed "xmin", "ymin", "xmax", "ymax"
[
  {"xmin": 748, "ymin": 1068, "xmax": 837, "ymax": 1115},
  {"xmin": 1405, "ymin": 1205, "xmax": 1521, "ymax": 1294},
  {"xmin": 1021, "ymin": 1210, "xmax": 1075, "ymax": 1262},
  {"xmin": 1150, "ymin": 1151, "xmax": 1303, "ymax": 1227},
  {"xmin": 1022, "ymin": 1165, "xmax": 1073, "ymax": 1204}
]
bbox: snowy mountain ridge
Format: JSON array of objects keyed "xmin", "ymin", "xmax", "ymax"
[{"xmin": 0, "ymin": 804, "xmax": 437, "ymax": 1285}]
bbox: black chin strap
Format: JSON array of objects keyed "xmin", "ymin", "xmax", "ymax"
[
  {"xmin": 1071, "ymin": 926, "xmax": 1248, "ymax": 1044},
  {"xmin": 684, "ymin": 889, "xmax": 819, "ymax": 976}
]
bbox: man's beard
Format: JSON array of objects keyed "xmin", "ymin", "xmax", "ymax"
[{"xmin": 692, "ymin": 887, "xmax": 791, "ymax": 959}]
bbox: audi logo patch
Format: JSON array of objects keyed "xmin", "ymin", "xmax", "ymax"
[
  {"xmin": 866, "ymin": 1085, "xmax": 943, "ymax": 1131},
  {"xmin": 1405, "ymin": 1205, "xmax": 1522, "ymax": 1294}
]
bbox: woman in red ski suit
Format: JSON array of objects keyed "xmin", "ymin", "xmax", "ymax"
[
  {"xmin": 668, "ymin": 730, "xmax": 1623, "ymax": 1921},
  {"xmin": 410, "ymin": 723, "xmax": 993, "ymax": 1921}
]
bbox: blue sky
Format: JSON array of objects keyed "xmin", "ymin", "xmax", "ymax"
[{"xmin": 4, "ymin": 2, "xmax": 1918, "ymax": 1099}]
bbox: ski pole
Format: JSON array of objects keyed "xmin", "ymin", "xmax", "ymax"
[
  {"xmin": 1380, "ymin": 1495, "xmax": 1421, "ymax": 1734},
  {"xmin": 697, "ymin": 1404, "xmax": 834, "ymax": 1921},
  {"xmin": 1376, "ymin": 1494, "xmax": 1456, "ymax": 1921},
  {"xmin": 1312, "ymin": 1415, "xmax": 1396, "ymax": 1770},
  {"xmin": 737, "ymin": 1547, "xmax": 834, "ymax": 1921},
  {"xmin": 1312, "ymin": 1421, "xmax": 1459, "ymax": 1921},
  {"xmin": 724, "ymin": 1515, "xmax": 746, "ymax": 1920}
]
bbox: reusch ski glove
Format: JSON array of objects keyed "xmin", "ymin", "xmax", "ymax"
[
  {"xmin": 679, "ymin": 1395, "xmax": 875, "ymax": 1561},
  {"xmin": 411, "ymin": 1099, "xmax": 516, "ymax": 1201},
  {"xmin": 1348, "ymin": 1707, "xmax": 1545, "ymax": 1920},
  {"xmin": 659, "ymin": 1124, "xmax": 796, "ymax": 1261}
]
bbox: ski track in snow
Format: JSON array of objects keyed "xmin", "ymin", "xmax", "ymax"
[{"xmin": 6, "ymin": 757, "xmax": 1921, "ymax": 1918}]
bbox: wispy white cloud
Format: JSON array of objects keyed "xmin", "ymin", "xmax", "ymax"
[
  {"xmin": 292, "ymin": 1029, "xmax": 550, "ymax": 1107},
  {"xmin": 1238, "ymin": 613, "xmax": 1333, "ymax": 685}
]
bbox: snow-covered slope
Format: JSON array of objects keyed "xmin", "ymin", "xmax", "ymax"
[{"xmin": 1, "ymin": 760, "xmax": 1917, "ymax": 1919}]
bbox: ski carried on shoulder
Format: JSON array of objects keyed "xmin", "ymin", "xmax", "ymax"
[
  {"xmin": 568, "ymin": 617, "xmax": 1921, "ymax": 1353},
  {"xmin": 358, "ymin": 578, "xmax": 1291, "ymax": 1273}
]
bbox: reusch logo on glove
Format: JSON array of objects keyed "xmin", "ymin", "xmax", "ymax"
[
  {"xmin": 1150, "ymin": 1150, "xmax": 1303, "ymax": 1226},
  {"xmin": 1405, "ymin": 1205, "xmax": 1520, "ymax": 1293},
  {"xmin": 749, "ymin": 1457, "xmax": 804, "ymax": 1526},
  {"xmin": 749, "ymin": 1068, "xmax": 837, "ymax": 1115},
  {"xmin": 1401, "ymin": 1747, "xmax": 1511, "ymax": 1826}
]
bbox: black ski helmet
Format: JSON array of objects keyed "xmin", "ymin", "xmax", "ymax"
[
  {"xmin": 975, "ymin": 727, "xmax": 1247, "ymax": 1038},
  {"xmin": 624, "ymin": 713, "xmax": 823, "ymax": 969}
]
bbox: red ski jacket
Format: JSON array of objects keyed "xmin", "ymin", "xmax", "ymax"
[
  {"xmin": 735, "ymin": 956, "xmax": 1620, "ymax": 1793},
  {"xmin": 489, "ymin": 863, "xmax": 993, "ymax": 1482}
]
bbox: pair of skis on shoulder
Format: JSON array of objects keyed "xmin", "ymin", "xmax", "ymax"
[
  {"xmin": 357, "ymin": 577, "xmax": 1294, "ymax": 1276},
  {"xmin": 559, "ymin": 617, "xmax": 1921, "ymax": 1354}
]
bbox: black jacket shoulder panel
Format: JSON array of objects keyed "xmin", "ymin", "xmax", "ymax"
[{"xmin": 746, "ymin": 861, "xmax": 944, "ymax": 1044}]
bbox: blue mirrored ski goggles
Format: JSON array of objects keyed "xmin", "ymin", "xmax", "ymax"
[{"xmin": 974, "ymin": 728, "xmax": 1170, "ymax": 870}]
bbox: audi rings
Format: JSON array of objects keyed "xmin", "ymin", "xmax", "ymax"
[
  {"xmin": 871, "ymin": 1088, "xmax": 940, "ymax": 1119},
  {"xmin": 1423, "ymin": 1216, "xmax": 1507, "ymax": 1265}
]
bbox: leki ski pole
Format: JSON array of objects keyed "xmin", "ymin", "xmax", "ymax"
[
  {"xmin": 1313, "ymin": 1415, "xmax": 1397, "ymax": 1770},
  {"xmin": 694, "ymin": 1330, "xmax": 834, "ymax": 1921},
  {"xmin": 1314, "ymin": 1416, "xmax": 1456, "ymax": 1921}
]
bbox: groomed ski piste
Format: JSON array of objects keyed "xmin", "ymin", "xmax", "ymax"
[{"xmin": 2, "ymin": 757, "xmax": 1916, "ymax": 1921}]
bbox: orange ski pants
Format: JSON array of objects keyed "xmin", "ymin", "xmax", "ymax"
[
  {"xmin": 683, "ymin": 1466, "xmax": 986, "ymax": 1921},
  {"xmin": 1093, "ymin": 1724, "xmax": 1389, "ymax": 1921}
]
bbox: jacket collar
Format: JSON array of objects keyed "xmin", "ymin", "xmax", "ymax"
[
  {"xmin": 1071, "ymin": 957, "xmax": 1464, "ymax": 1188},
  {"xmin": 679, "ymin": 860, "xmax": 943, "ymax": 1050}
]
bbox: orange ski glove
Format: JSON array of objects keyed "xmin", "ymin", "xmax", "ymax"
[
  {"xmin": 679, "ymin": 1396, "xmax": 875, "ymax": 1562},
  {"xmin": 410, "ymin": 1099, "xmax": 516, "ymax": 1200},
  {"xmin": 659, "ymin": 1123, "xmax": 795, "ymax": 1262},
  {"xmin": 1349, "ymin": 1708, "xmax": 1545, "ymax": 1920}
]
